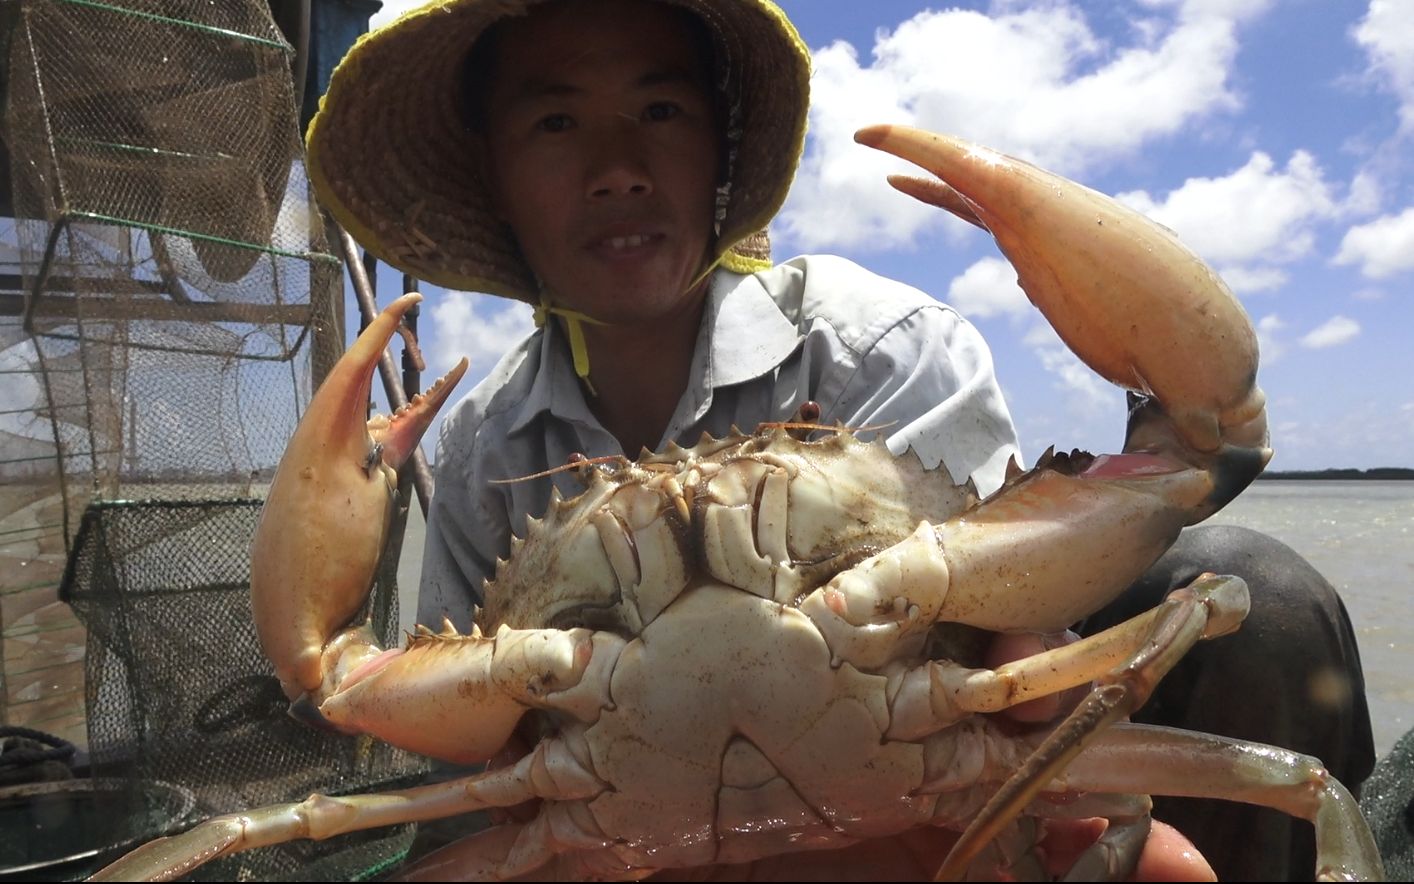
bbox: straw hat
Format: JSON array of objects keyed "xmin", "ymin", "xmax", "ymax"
[{"xmin": 306, "ymin": 0, "xmax": 810, "ymax": 304}]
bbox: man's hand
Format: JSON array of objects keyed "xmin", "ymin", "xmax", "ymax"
[
  {"xmin": 649, "ymin": 819, "xmax": 1216, "ymax": 881},
  {"xmin": 1048, "ymin": 818, "xmax": 1217, "ymax": 881},
  {"xmin": 985, "ymin": 629, "xmax": 1092, "ymax": 723}
]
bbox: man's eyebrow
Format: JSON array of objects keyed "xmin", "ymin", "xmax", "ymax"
[
  {"xmin": 636, "ymin": 67, "xmax": 705, "ymax": 90},
  {"xmin": 499, "ymin": 78, "xmax": 582, "ymax": 105},
  {"xmin": 500, "ymin": 66, "xmax": 705, "ymax": 106}
]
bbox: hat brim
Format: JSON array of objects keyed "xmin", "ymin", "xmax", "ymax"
[{"xmin": 306, "ymin": 0, "xmax": 809, "ymax": 302}]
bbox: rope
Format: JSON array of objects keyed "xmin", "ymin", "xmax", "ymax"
[{"xmin": 0, "ymin": 725, "xmax": 77, "ymax": 786}]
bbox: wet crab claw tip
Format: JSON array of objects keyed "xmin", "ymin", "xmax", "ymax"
[
  {"xmin": 311, "ymin": 292, "xmax": 428, "ymax": 440},
  {"xmin": 852, "ymin": 124, "xmax": 895, "ymax": 149},
  {"xmin": 885, "ymin": 174, "xmax": 986, "ymax": 230},
  {"xmin": 347, "ymin": 292, "xmax": 424, "ymax": 363},
  {"xmin": 854, "ymin": 126, "xmax": 997, "ymax": 176},
  {"xmin": 313, "ymin": 290, "xmax": 469, "ymax": 471}
]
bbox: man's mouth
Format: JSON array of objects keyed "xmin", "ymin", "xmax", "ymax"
[
  {"xmin": 607, "ymin": 234, "xmax": 652, "ymax": 249},
  {"xmin": 589, "ymin": 231, "xmax": 664, "ymax": 255}
]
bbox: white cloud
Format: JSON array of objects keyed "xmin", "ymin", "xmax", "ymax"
[
  {"xmin": 946, "ymin": 257, "xmax": 1031, "ymax": 320},
  {"xmin": 1214, "ymin": 266, "xmax": 1288, "ymax": 293},
  {"xmin": 1334, "ymin": 206, "xmax": 1414, "ymax": 278},
  {"xmin": 778, "ymin": 2, "xmax": 1259, "ymax": 251},
  {"xmin": 1347, "ymin": 170, "xmax": 1383, "ymax": 216},
  {"xmin": 426, "ymin": 292, "xmax": 536, "ymax": 383},
  {"xmin": 1021, "ymin": 323, "xmax": 1116, "ymax": 414},
  {"xmin": 369, "ymin": 1, "xmax": 426, "ymax": 28},
  {"xmin": 1254, "ymin": 313, "xmax": 1286, "ymax": 364},
  {"xmin": 1266, "ymin": 397, "xmax": 1414, "ymax": 471},
  {"xmin": 1134, "ymin": 0, "xmax": 1275, "ymax": 24},
  {"xmin": 1115, "ymin": 151, "xmax": 1338, "ymax": 291},
  {"xmin": 1352, "ymin": 0, "xmax": 1414, "ymax": 131},
  {"xmin": 1299, "ymin": 315, "xmax": 1361, "ymax": 349}
]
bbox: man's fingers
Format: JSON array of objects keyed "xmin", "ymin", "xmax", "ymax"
[
  {"xmin": 1041, "ymin": 818, "xmax": 1216, "ymax": 882},
  {"xmin": 984, "ymin": 630, "xmax": 1089, "ymax": 722},
  {"xmin": 1132, "ymin": 819, "xmax": 1217, "ymax": 882}
]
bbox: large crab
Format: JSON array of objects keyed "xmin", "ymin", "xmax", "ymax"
[{"xmin": 91, "ymin": 128, "xmax": 1384, "ymax": 881}]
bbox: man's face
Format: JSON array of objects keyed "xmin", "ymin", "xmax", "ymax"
[{"xmin": 480, "ymin": 0, "xmax": 721, "ymax": 325}]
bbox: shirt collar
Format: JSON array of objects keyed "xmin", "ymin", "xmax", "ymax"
[
  {"xmin": 506, "ymin": 319, "xmax": 597, "ymax": 436},
  {"xmin": 505, "ymin": 269, "xmax": 802, "ymax": 436},
  {"xmin": 702, "ymin": 267, "xmax": 803, "ymax": 387}
]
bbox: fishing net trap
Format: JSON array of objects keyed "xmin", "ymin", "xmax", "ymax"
[{"xmin": 0, "ymin": 0, "xmax": 429, "ymax": 878}]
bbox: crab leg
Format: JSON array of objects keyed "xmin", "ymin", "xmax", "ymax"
[
  {"xmin": 89, "ymin": 622, "xmax": 626, "ymax": 879},
  {"xmin": 1044, "ymin": 726, "xmax": 1385, "ymax": 882},
  {"xmin": 903, "ymin": 573, "xmax": 1381, "ymax": 881},
  {"xmin": 88, "ymin": 737, "xmax": 608, "ymax": 882},
  {"xmin": 318, "ymin": 625, "xmax": 624, "ymax": 763},
  {"xmin": 932, "ymin": 574, "xmax": 1249, "ymax": 880},
  {"xmin": 885, "ymin": 574, "xmax": 1249, "ymax": 740}
]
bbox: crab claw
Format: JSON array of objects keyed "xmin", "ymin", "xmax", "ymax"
[
  {"xmin": 251, "ymin": 292, "xmax": 468, "ymax": 703},
  {"xmin": 854, "ymin": 126, "xmax": 1270, "ymax": 476},
  {"xmin": 799, "ymin": 127, "xmax": 1280, "ymax": 645}
]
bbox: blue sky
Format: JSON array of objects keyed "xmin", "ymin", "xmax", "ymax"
[{"xmin": 367, "ymin": 0, "xmax": 1414, "ymax": 472}]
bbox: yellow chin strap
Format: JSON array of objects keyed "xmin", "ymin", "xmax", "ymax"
[{"xmin": 533, "ymin": 299, "xmax": 606, "ymax": 397}]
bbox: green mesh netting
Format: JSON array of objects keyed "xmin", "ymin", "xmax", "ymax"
[
  {"xmin": 2, "ymin": 0, "xmax": 343, "ymax": 515},
  {"xmin": 0, "ymin": 2, "xmax": 428, "ymax": 879},
  {"xmin": 60, "ymin": 500, "xmax": 426, "ymax": 881}
]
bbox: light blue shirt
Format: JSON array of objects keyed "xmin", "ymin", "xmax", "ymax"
[{"xmin": 419, "ymin": 254, "xmax": 1021, "ymax": 630}]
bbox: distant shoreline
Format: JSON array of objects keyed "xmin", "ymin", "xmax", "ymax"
[{"xmin": 1258, "ymin": 468, "xmax": 1414, "ymax": 480}]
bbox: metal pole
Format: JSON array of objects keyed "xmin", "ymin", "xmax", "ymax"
[
  {"xmin": 385, "ymin": 274, "xmax": 424, "ymax": 630},
  {"xmin": 401, "ymin": 274, "xmax": 422, "ymax": 401},
  {"xmin": 336, "ymin": 227, "xmax": 435, "ymax": 517}
]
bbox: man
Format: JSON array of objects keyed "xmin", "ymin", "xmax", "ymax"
[{"xmin": 305, "ymin": 1, "xmax": 1374, "ymax": 879}]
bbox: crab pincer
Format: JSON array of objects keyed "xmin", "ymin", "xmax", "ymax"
[
  {"xmin": 855, "ymin": 125, "xmax": 1269, "ymax": 465},
  {"xmin": 250, "ymin": 292, "xmax": 468, "ymax": 708}
]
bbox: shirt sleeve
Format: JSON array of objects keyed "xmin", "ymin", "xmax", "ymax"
[
  {"xmin": 418, "ymin": 413, "xmax": 504, "ymax": 633},
  {"xmin": 829, "ymin": 303, "xmax": 1022, "ymax": 497}
]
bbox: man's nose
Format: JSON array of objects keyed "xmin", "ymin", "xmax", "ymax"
[{"xmin": 585, "ymin": 123, "xmax": 653, "ymax": 199}]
